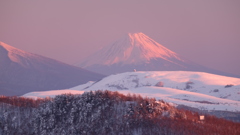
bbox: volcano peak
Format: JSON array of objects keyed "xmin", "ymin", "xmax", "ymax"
[
  {"xmin": 127, "ymin": 32, "xmax": 145, "ymax": 37},
  {"xmin": 78, "ymin": 33, "xmax": 187, "ymax": 74},
  {"xmin": 78, "ymin": 33, "xmax": 238, "ymax": 77}
]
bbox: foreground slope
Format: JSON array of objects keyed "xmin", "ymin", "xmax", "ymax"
[
  {"xmin": 82, "ymin": 71, "xmax": 240, "ymax": 112},
  {"xmin": 0, "ymin": 41, "xmax": 104, "ymax": 96},
  {"xmin": 3, "ymin": 91, "xmax": 240, "ymax": 134},
  {"xmin": 78, "ymin": 33, "xmax": 237, "ymax": 77},
  {"xmin": 23, "ymin": 71, "xmax": 240, "ymax": 112},
  {"xmin": 83, "ymin": 71, "xmax": 240, "ymax": 101}
]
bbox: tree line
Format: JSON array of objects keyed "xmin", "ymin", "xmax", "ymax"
[{"xmin": 0, "ymin": 90, "xmax": 239, "ymax": 135}]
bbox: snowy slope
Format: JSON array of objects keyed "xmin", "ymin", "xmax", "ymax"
[
  {"xmin": 118, "ymin": 87, "xmax": 240, "ymax": 112},
  {"xmin": 23, "ymin": 90, "xmax": 84, "ymax": 99},
  {"xmin": 70, "ymin": 81, "xmax": 95, "ymax": 90},
  {"xmin": 23, "ymin": 71, "xmax": 240, "ymax": 112},
  {"xmin": 82, "ymin": 71, "xmax": 240, "ymax": 101},
  {"xmin": 78, "ymin": 71, "xmax": 240, "ymax": 111}
]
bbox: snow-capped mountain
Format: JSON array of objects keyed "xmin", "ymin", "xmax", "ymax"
[
  {"xmin": 81, "ymin": 32, "xmax": 184, "ymax": 66},
  {"xmin": 0, "ymin": 41, "xmax": 104, "ymax": 96},
  {"xmin": 78, "ymin": 32, "xmax": 237, "ymax": 77},
  {"xmin": 23, "ymin": 71, "xmax": 240, "ymax": 112}
]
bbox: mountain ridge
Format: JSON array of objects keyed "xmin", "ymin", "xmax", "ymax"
[{"xmin": 0, "ymin": 41, "xmax": 104, "ymax": 96}]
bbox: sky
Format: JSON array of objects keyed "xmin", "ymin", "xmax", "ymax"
[{"xmin": 0, "ymin": 0, "xmax": 240, "ymax": 76}]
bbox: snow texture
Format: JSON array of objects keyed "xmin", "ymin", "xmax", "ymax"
[{"xmin": 23, "ymin": 71, "xmax": 240, "ymax": 112}]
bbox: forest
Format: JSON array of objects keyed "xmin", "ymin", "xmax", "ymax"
[{"xmin": 0, "ymin": 90, "xmax": 240, "ymax": 135}]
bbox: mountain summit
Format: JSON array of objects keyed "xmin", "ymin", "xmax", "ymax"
[
  {"xmin": 81, "ymin": 32, "xmax": 184, "ymax": 66},
  {"xmin": 78, "ymin": 33, "xmax": 237, "ymax": 77},
  {"xmin": 0, "ymin": 41, "xmax": 104, "ymax": 96}
]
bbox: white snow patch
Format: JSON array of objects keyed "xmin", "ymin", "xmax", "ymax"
[{"xmin": 22, "ymin": 90, "xmax": 84, "ymax": 99}]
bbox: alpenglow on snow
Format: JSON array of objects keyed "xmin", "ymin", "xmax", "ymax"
[{"xmin": 77, "ymin": 33, "xmax": 235, "ymax": 77}]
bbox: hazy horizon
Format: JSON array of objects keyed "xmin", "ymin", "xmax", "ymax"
[{"xmin": 1, "ymin": 0, "xmax": 240, "ymax": 75}]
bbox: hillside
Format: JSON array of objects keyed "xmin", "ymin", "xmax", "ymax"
[
  {"xmin": 23, "ymin": 71, "xmax": 240, "ymax": 112},
  {"xmin": 83, "ymin": 71, "xmax": 240, "ymax": 112},
  {"xmin": 0, "ymin": 41, "xmax": 104, "ymax": 96},
  {"xmin": 2, "ymin": 91, "xmax": 240, "ymax": 135}
]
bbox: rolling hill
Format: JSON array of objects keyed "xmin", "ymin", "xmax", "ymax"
[{"xmin": 23, "ymin": 71, "xmax": 240, "ymax": 112}]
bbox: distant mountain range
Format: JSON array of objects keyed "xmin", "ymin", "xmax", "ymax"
[
  {"xmin": 1, "ymin": 33, "xmax": 238, "ymax": 96},
  {"xmin": 0, "ymin": 42, "xmax": 104, "ymax": 96},
  {"xmin": 78, "ymin": 32, "xmax": 238, "ymax": 78}
]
